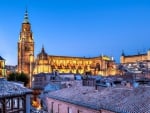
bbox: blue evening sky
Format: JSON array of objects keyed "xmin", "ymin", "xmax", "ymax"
[{"xmin": 0, "ymin": 0, "xmax": 150, "ymax": 65}]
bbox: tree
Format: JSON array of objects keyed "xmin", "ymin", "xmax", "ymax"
[
  {"xmin": 7, "ymin": 72, "xmax": 17, "ymax": 81},
  {"xmin": 7, "ymin": 72, "xmax": 29, "ymax": 86}
]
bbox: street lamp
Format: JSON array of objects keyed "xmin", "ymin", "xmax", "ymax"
[{"xmin": 29, "ymin": 54, "xmax": 34, "ymax": 88}]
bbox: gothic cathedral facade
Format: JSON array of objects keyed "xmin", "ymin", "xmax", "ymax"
[{"xmin": 17, "ymin": 10, "xmax": 117, "ymax": 76}]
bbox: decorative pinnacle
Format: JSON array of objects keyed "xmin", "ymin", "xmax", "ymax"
[
  {"xmin": 42, "ymin": 45, "xmax": 45, "ymax": 53},
  {"xmin": 23, "ymin": 9, "xmax": 29, "ymax": 23}
]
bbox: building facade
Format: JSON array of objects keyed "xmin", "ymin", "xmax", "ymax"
[
  {"xmin": 0, "ymin": 56, "xmax": 6, "ymax": 77},
  {"xmin": 120, "ymin": 50, "xmax": 150, "ymax": 64},
  {"xmin": 46, "ymin": 97, "xmax": 102, "ymax": 113},
  {"xmin": 33, "ymin": 47, "xmax": 116, "ymax": 75},
  {"xmin": 17, "ymin": 10, "xmax": 117, "ymax": 76},
  {"xmin": 0, "ymin": 78, "xmax": 32, "ymax": 113},
  {"xmin": 45, "ymin": 80, "xmax": 150, "ymax": 113},
  {"xmin": 5, "ymin": 65, "xmax": 17, "ymax": 75},
  {"xmin": 17, "ymin": 10, "xmax": 34, "ymax": 75},
  {"xmin": 119, "ymin": 50, "xmax": 150, "ymax": 75}
]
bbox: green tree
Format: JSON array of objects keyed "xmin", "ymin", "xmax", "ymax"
[
  {"xmin": 7, "ymin": 72, "xmax": 17, "ymax": 81},
  {"xmin": 7, "ymin": 72, "xmax": 29, "ymax": 86}
]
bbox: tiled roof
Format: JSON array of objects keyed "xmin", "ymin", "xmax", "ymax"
[
  {"xmin": 47, "ymin": 82, "xmax": 150, "ymax": 113},
  {"xmin": 48, "ymin": 55, "xmax": 106, "ymax": 59},
  {"xmin": 0, "ymin": 78, "xmax": 32, "ymax": 98}
]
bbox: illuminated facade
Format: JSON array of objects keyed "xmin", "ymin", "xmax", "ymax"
[
  {"xmin": 17, "ymin": 10, "xmax": 117, "ymax": 76},
  {"xmin": 0, "ymin": 56, "xmax": 6, "ymax": 77},
  {"xmin": 17, "ymin": 10, "xmax": 34, "ymax": 75},
  {"xmin": 120, "ymin": 50, "xmax": 150, "ymax": 64},
  {"xmin": 33, "ymin": 47, "xmax": 116, "ymax": 75}
]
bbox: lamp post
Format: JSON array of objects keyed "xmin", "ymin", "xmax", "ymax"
[{"xmin": 29, "ymin": 54, "xmax": 33, "ymax": 88}]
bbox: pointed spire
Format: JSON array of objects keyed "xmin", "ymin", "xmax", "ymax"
[
  {"xmin": 23, "ymin": 8, "xmax": 29, "ymax": 23},
  {"xmin": 41, "ymin": 45, "xmax": 45, "ymax": 53}
]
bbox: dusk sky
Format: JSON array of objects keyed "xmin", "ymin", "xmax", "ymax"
[{"xmin": 0, "ymin": 0, "xmax": 150, "ymax": 65}]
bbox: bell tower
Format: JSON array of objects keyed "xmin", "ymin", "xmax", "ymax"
[{"xmin": 18, "ymin": 10, "xmax": 34, "ymax": 75}]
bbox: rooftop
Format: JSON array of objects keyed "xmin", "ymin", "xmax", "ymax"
[
  {"xmin": 47, "ymin": 83, "xmax": 150, "ymax": 113},
  {"xmin": 0, "ymin": 78, "xmax": 32, "ymax": 98},
  {"xmin": 123, "ymin": 53, "xmax": 147, "ymax": 57},
  {"xmin": 0, "ymin": 56, "xmax": 4, "ymax": 60}
]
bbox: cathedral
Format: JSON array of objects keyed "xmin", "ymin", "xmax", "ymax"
[{"xmin": 17, "ymin": 10, "xmax": 117, "ymax": 76}]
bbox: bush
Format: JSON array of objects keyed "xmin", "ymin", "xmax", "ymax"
[{"xmin": 7, "ymin": 72, "xmax": 29, "ymax": 86}]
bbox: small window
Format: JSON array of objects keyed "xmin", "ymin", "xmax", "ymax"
[
  {"xmin": 77, "ymin": 110, "xmax": 82, "ymax": 113},
  {"xmin": 51, "ymin": 102, "xmax": 54, "ymax": 113},
  {"xmin": 58, "ymin": 104, "xmax": 60, "ymax": 113},
  {"xmin": 68, "ymin": 107, "xmax": 72, "ymax": 113}
]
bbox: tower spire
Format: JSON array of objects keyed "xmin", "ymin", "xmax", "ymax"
[
  {"xmin": 23, "ymin": 9, "xmax": 29, "ymax": 23},
  {"xmin": 42, "ymin": 45, "xmax": 45, "ymax": 53}
]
